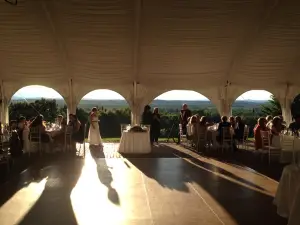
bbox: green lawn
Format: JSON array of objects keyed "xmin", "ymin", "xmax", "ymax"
[{"xmin": 101, "ymin": 137, "xmax": 173, "ymax": 142}]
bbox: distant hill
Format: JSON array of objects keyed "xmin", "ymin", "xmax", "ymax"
[{"xmin": 10, "ymin": 97, "xmax": 268, "ymax": 110}]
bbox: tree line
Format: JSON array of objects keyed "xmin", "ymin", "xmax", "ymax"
[{"xmin": 8, "ymin": 94, "xmax": 300, "ymax": 138}]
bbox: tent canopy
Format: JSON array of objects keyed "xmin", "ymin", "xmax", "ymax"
[{"xmin": 1, "ymin": 0, "xmax": 300, "ymax": 123}]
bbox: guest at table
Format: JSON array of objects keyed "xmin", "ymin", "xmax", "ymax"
[
  {"xmin": 266, "ymin": 116, "xmax": 273, "ymax": 129},
  {"xmin": 266, "ymin": 115, "xmax": 273, "ymax": 123},
  {"xmin": 229, "ymin": 116, "xmax": 236, "ymax": 129},
  {"xmin": 187, "ymin": 115, "xmax": 200, "ymax": 146},
  {"xmin": 234, "ymin": 116, "xmax": 245, "ymax": 140},
  {"xmin": 17, "ymin": 116, "xmax": 26, "ymax": 149},
  {"xmin": 217, "ymin": 116, "xmax": 231, "ymax": 138},
  {"xmin": 254, "ymin": 117, "xmax": 268, "ymax": 150},
  {"xmin": 289, "ymin": 115, "xmax": 300, "ymax": 133},
  {"xmin": 9, "ymin": 120, "xmax": 23, "ymax": 158},
  {"xmin": 30, "ymin": 115, "xmax": 51, "ymax": 143},
  {"xmin": 271, "ymin": 116, "xmax": 283, "ymax": 136},
  {"xmin": 151, "ymin": 107, "xmax": 160, "ymax": 144},
  {"xmin": 177, "ymin": 104, "xmax": 192, "ymax": 144},
  {"xmin": 142, "ymin": 105, "xmax": 152, "ymax": 125},
  {"xmin": 71, "ymin": 115, "xmax": 84, "ymax": 143},
  {"xmin": 52, "ymin": 115, "xmax": 67, "ymax": 144}
]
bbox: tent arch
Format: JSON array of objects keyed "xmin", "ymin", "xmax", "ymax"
[{"xmin": 8, "ymin": 85, "xmax": 66, "ymax": 103}]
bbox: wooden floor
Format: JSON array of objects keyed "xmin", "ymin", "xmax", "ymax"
[{"xmin": 0, "ymin": 143, "xmax": 287, "ymax": 225}]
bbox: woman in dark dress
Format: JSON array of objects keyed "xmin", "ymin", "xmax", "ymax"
[
  {"xmin": 151, "ymin": 107, "xmax": 161, "ymax": 144},
  {"xmin": 142, "ymin": 105, "xmax": 152, "ymax": 125}
]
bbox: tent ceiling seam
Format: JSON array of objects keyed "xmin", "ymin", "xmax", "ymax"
[
  {"xmin": 225, "ymin": 0, "xmax": 281, "ymax": 84},
  {"xmin": 41, "ymin": 0, "xmax": 70, "ymax": 79},
  {"xmin": 132, "ymin": 0, "xmax": 142, "ymax": 82}
]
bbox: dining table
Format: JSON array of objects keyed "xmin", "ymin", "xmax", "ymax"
[{"xmin": 118, "ymin": 130, "xmax": 151, "ymax": 154}]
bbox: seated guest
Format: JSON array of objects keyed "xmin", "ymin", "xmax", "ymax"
[
  {"xmin": 234, "ymin": 116, "xmax": 245, "ymax": 140},
  {"xmin": 254, "ymin": 117, "xmax": 268, "ymax": 150},
  {"xmin": 188, "ymin": 115, "xmax": 199, "ymax": 142},
  {"xmin": 217, "ymin": 116, "xmax": 231, "ymax": 138},
  {"xmin": 9, "ymin": 120, "xmax": 23, "ymax": 158},
  {"xmin": 289, "ymin": 115, "xmax": 300, "ymax": 132},
  {"xmin": 266, "ymin": 115, "xmax": 272, "ymax": 123},
  {"xmin": 71, "ymin": 115, "xmax": 84, "ymax": 143},
  {"xmin": 17, "ymin": 116, "xmax": 26, "ymax": 148},
  {"xmin": 278, "ymin": 115, "xmax": 286, "ymax": 129},
  {"xmin": 271, "ymin": 116, "xmax": 283, "ymax": 136},
  {"xmin": 30, "ymin": 115, "xmax": 51, "ymax": 143},
  {"xmin": 52, "ymin": 115, "xmax": 67, "ymax": 144},
  {"xmin": 266, "ymin": 116, "xmax": 273, "ymax": 129},
  {"xmin": 229, "ymin": 116, "xmax": 236, "ymax": 129}
]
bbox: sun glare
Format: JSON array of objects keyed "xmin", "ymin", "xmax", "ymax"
[
  {"xmin": 155, "ymin": 90, "xmax": 209, "ymax": 101},
  {"xmin": 0, "ymin": 178, "xmax": 48, "ymax": 225}
]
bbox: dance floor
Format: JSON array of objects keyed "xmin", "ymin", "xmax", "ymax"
[{"xmin": 0, "ymin": 143, "xmax": 287, "ymax": 225}]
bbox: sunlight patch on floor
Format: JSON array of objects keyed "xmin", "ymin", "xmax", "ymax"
[
  {"xmin": 70, "ymin": 150, "xmax": 151, "ymax": 225},
  {"xmin": 0, "ymin": 178, "xmax": 47, "ymax": 225}
]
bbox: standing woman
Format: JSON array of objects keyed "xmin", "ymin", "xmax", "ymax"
[
  {"xmin": 151, "ymin": 107, "xmax": 161, "ymax": 144},
  {"xmin": 88, "ymin": 107, "xmax": 103, "ymax": 147}
]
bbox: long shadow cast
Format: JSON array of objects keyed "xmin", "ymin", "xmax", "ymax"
[
  {"xmin": 126, "ymin": 144, "xmax": 287, "ymax": 225},
  {"xmin": 15, "ymin": 156, "xmax": 84, "ymax": 225},
  {"xmin": 200, "ymin": 148, "xmax": 285, "ymax": 181},
  {"xmin": 89, "ymin": 145, "xmax": 120, "ymax": 205}
]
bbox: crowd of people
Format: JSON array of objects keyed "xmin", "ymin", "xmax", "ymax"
[
  {"xmin": 254, "ymin": 114, "xmax": 300, "ymax": 150},
  {"xmin": 1, "ymin": 113, "xmax": 85, "ymax": 159},
  {"xmin": 142, "ymin": 103, "xmax": 300, "ymax": 151}
]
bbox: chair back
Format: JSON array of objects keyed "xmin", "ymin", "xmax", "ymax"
[
  {"xmin": 65, "ymin": 125, "xmax": 73, "ymax": 135},
  {"xmin": 197, "ymin": 125, "xmax": 207, "ymax": 141},
  {"xmin": 29, "ymin": 127, "xmax": 41, "ymax": 142},
  {"xmin": 222, "ymin": 127, "xmax": 232, "ymax": 141},
  {"xmin": 280, "ymin": 135, "xmax": 294, "ymax": 151},
  {"xmin": 243, "ymin": 125, "xmax": 250, "ymax": 140},
  {"xmin": 260, "ymin": 130, "xmax": 270, "ymax": 148}
]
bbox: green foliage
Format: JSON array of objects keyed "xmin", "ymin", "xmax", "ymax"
[
  {"xmin": 260, "ymin": 95, "xmax": 282, "ymax": 116},
  {"xmin": 9, "ymin": 98, "xmax": 63, "ymax": 122}
]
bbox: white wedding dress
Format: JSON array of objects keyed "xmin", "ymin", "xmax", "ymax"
[{"xmin": 88, "ymin": 114, "xmax": 103, "ymax": 146}]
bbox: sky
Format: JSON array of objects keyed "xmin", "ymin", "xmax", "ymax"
[{"xmin": 12, "ymin": 85, "xmax": 272, "ymax": 101}]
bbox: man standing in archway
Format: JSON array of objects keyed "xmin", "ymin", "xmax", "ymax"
[{"xmin": 177, "ymin": 104, "xmax": 192, "ymax": 144}]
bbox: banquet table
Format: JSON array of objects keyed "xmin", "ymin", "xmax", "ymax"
[
  {"xmin": 118, "ymin": 131, "xmax": 151, "ymax": 154},
  {"xmin": 274, "ymin": 165, "xmax": 300, "ymax": 225}
]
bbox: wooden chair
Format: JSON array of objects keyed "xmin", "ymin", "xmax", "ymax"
[
  {"xmin": 260, "ymin": 130, "xmax": 281, "ymax": 165},
  {"xmin": 29, "ymin": 127, "xmax": 41, "ymax": 156},
  {"xmin": 280, "ymin": 134, "xmax": 295, "ymax": 164},
  {"xmin": 64, "ymin": 125, "xmax": 73, "ymax": 152},
  {"xmin": 179, "ymin": 124, "xmax": 188, "ymax": 146},
  {"xmin": 196, "ymin": 126, "xmax": 208, "ymax": 152},
  {"xmin": 220, "ymin": 127, "xmax": 233, "ymax": 153},
  {"xmin": 239, "ymin": 125, "xmax": 250, "ymax": 150},
  {"xmin": 0, "ymin": 134, "xmax": 10, "ymax": 173}
]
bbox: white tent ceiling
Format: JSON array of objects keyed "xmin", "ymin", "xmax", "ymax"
[{"xmin": 1, "ymin": 0, "xmax": 300, "ymax": 104}]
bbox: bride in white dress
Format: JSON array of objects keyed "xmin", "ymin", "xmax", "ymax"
[{"xmin": 88, "ymin": 107, "xmax": 103, "ymax": 147}]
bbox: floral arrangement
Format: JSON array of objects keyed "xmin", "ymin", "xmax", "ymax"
[{"xmin": 129, "ymin": 125, "xmax": 147, "ymax": 132}]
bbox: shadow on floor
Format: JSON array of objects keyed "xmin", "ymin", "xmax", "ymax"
[
  {"xmin": 127, "ymin": 144, "xmax": 287, "ymax": 225},
  {"xmin": 15, "ymin": 157, "xmax": 84, "ymax": 225},
  {"xmin": 89, "ymin": 145, "xmax": 120, "ymax": 205}
]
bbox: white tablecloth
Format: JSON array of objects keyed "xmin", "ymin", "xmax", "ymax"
[
  {"xmin": 272, "ymin": 136, "xmax": 300, "ymax": 163},
  {"xmin": 118, "ymin": 131, "xmax": 151, "ymax": 154},
  {"xmin": 274, "ymin": 165, "xmax": 300, "ymax": 225}
]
